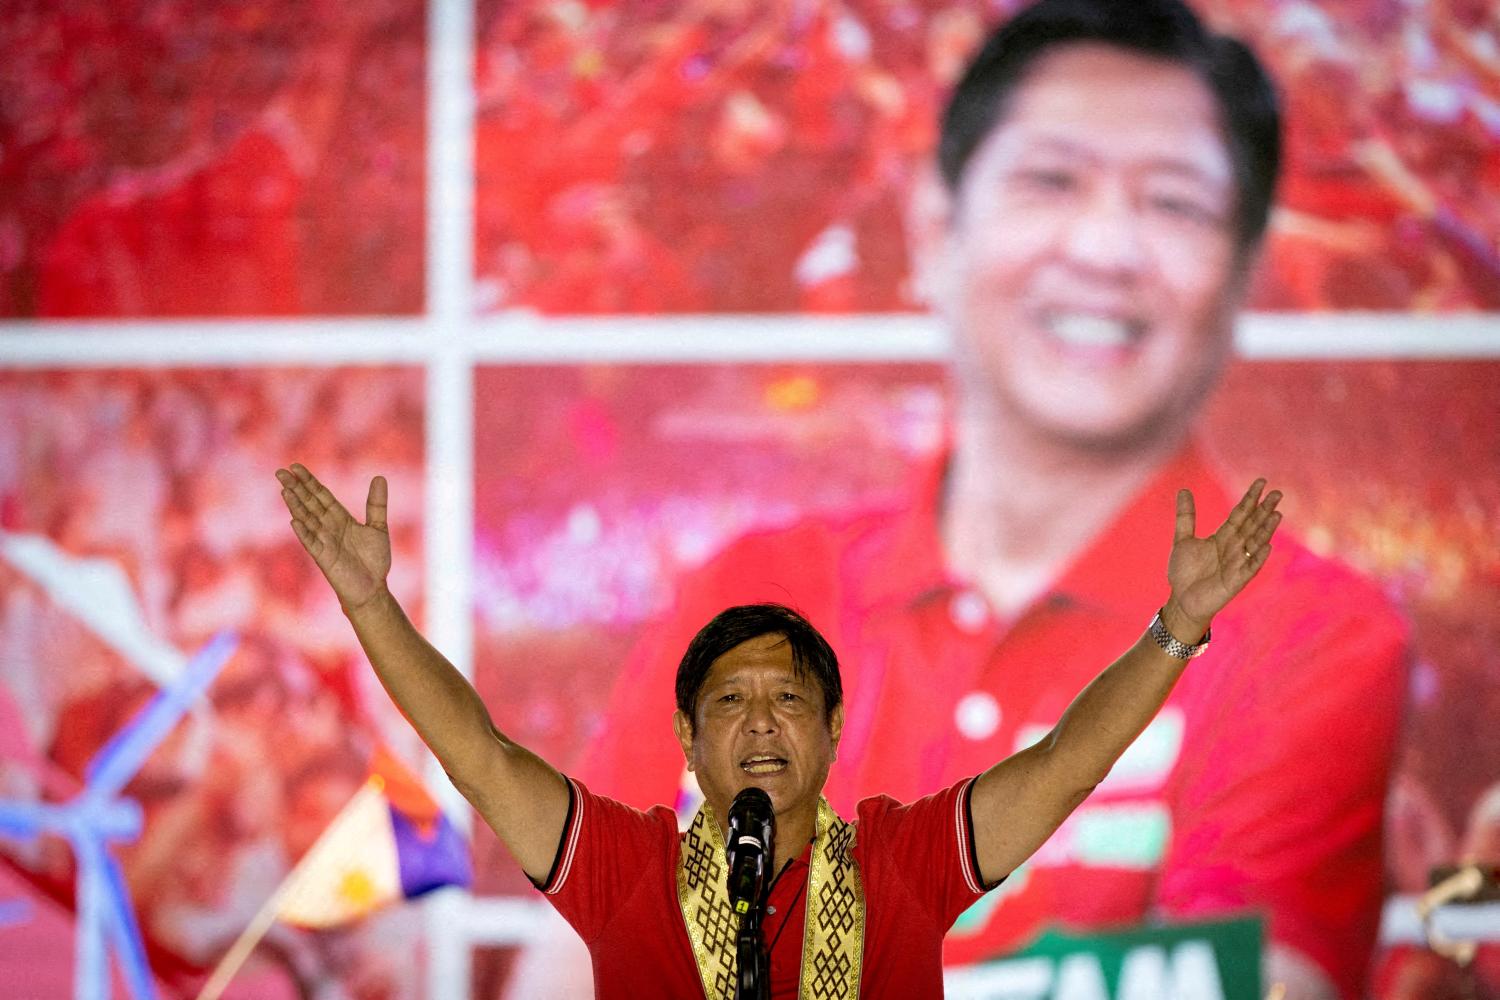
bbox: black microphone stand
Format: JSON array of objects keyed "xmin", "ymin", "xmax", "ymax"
[
  {"xmin": 735, "ymin": 880, "xmax": 771, "ymax": 1000},
  {"xmin": 727, "ymin": 787, "xmax": 775, "ymax": 1000}
]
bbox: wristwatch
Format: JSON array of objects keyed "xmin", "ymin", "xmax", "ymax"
[{"xmin": 1148, "ymin": 610, "xmax": 1211, "ymax": 659}]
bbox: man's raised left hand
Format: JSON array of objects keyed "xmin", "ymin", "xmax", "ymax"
[{"xmin": 1164, "ymin": 478, "xmax": 1283, "ymax": 637}]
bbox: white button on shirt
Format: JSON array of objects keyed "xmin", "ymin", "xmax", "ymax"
[{"xmin": 948, "ymin": 589, "xmax": 990, "ymax": 633}]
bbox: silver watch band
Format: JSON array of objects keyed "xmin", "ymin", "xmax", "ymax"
[{"xmin": 1148, "ymin": 610, "xmax": 1211, "ymax": 659}]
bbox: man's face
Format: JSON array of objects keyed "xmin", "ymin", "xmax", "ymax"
[
  {"xmin": 929, "ymin": 43, "xmax": 1245, "ymax": 449},
  {"xmin": 673, "ymin": 634, "xmax": 842, "ymax": 829}
]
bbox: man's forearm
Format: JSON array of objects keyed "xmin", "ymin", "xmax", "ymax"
[
  {"xmin": 345, "ymin": 587, "xmax": 570, "ymax": 879},
  {"xmin": 969, "ymin": 601, "xmax": 1213, "ymax": 882},
  {"xmin": 1042, "ymin": 598, "xmax": 1206, "ymax": 790},
  {"xmin": 344, "ymin": 587, "xmax": 501, "ymax": 780}
]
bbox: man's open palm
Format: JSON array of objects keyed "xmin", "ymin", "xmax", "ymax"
[
  {"xmin": 1168, "ymin": 479, "xmax": 1283, "ymax": 625},
  {"xmin": 276, "ymin": 464, "xmax": 390, "ymax": 611}
]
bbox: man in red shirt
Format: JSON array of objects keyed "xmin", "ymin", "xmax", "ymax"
[
  {"xmin": 554, "ymin": 1, "xmax": 1408, "ymax": 997},
  {"xmin": 277, "ymin": 455, "xmax": 1282, "ymax": 997},
  {"xmin": 532, "ymin": 723, "xmax": 996, "ymax": 995}
]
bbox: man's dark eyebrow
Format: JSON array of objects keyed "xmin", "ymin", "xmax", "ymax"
[
  {"xmin": 1138, "ymin": 159, "xmax": 1231, "ymax": 190},
  {"xmin": 1004, "ymin": 134, "xmax": 1104, "ymax": 168},
  {"xmin": 1014, "ymin": 135, "xmax": 1229, "ymax": 188},
  {"xmin": 704, "ymin": 671, "xmax": 811, "ymax": 692}
]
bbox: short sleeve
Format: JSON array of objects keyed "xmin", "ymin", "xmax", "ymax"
[
  {"xmin": 533, "ymin": 777, "xmax": 678, "ymax": 944},
  {"xmin": 858, "ymin": 776, "xmax": 999, "ymax": 928}
]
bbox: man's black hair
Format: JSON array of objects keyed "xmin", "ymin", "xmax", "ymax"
[
  {"xmin": 938, "ymin": 0, "xmax": 1282, "ymax": 252},
  {"xmin": 675, "ymin": 603, "xmax": 843, "ymax": 729}
]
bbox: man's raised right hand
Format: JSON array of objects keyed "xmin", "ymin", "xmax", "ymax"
[{"xmin": 276, "ymin": 464, "xmax": 391, "ymax": 612}]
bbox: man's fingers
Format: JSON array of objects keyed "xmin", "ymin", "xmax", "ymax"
[
  {"xmin": 292, "ymin": 463, "xmax": 360, "ymax": 526},
  {"xmin": 283, "ymin": 491, "xmax": 312, "ymax": 525},
  {"xmin": 365, "ymin": 476, "xmax": 388, "ymax": 530},
  {"xmin": 281, "ymin": 483, "xmax": 316, "ymax": 524},
  {"xmin": 277, "ymin": 469, "xmax": 319, "ymax": 518},
  {"xmin": 1235, "ymin": 490, "xmax": 1283, "ymax": 546},
  {"xmin": 1228, "ymin": 496, "xmax": 1282, "ymax": 571},
  {"xmin": 1225, "ymin": 478, "xmax": 1267, "ymax": 530},
  {"xmin": 1251, "ymin": 510, "xmax": 1283, "ymax": 549},
  {"xmin": 1246, "ymin": 543, "xmax": 1270, "ymax": 574},
  {"xmin": 276, "ymin": 467, "xmax": 303, "ymax": 503},
  {"xmin": 291, "ymin": 463, "xmax": 347, "ymax": 519},
  {"xmin": 1174, "ymin": 489, "xmax": 1196, "ymax": 542},
  {"xmin": 1250, "ymin": 491, "xmax": 1283, "ymax": 533},
  {"xmin": 283, "ymin": 465, "xmax": 328, "ymax": 516},
  {"xmin": 304, "ymin": 467, "xmax": 346, "ymax": 517},
  {"xmin": 289, "ymin": 518, "xmax": 320, "ymax": 557},
  {"xmin": 287, "ymin": 463, "xmax": 317, "ymax": 492}
]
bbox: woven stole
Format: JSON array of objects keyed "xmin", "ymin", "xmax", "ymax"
[{"xmin": 676, "ymin": 798, "xmax": 864, "ymax": 1000}]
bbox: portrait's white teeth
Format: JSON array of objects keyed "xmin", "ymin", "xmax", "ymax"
[
  {"xmin": 741, "ymin": 757, "xmax": 787, "ymax": 775},
  {"xmin": 1045, "ymin": 314, "xmax": 1134, "ymax": 348}
]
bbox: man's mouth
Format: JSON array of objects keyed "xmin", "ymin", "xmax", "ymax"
[
  {"xmin": 1040, "ymin": 311, "xmax": 1144, "ymax": 351},
  {"xmin": 741, "ymin": 754, "xmax": 788, "ymax": 775}
]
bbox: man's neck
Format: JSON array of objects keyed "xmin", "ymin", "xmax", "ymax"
[
  {"xmin": 941, "ymin": 402, "xmax": 1186, "ymax": 619},
  {"xmin": 772, "ymin": 808, "xmax": 818, "ymax": 872}
]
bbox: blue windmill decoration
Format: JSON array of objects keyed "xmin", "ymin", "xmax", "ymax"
[{"xmin": 0, "ymin": 631, "xmax": 238, "ymax": 1000}]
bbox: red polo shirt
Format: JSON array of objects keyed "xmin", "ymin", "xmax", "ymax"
[
  {"xmin": 579, "ymin": 445, "xmax": 1407, "ymax": 999},
  {"xmin": 535, "ymin": 776, "xmax": 992, "ymax": 997}
]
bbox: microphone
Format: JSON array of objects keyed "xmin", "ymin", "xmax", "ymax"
[{"xmin": 726, "ymin": 787, "xmax": 775, "ymax": 914}]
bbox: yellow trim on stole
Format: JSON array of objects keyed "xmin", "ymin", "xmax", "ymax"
[
  {"xmin": 676, "ymin": 799, "xmax": 864, "ymax": 1000},
  {"xmin": 799, "ymin": 799, "xmax": 863, "ymax": 998}
]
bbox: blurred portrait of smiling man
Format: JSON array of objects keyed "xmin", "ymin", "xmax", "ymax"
[
  {"xmin": 924, "ymin": 40, "xmax": 1245, "ymax": 454},
  {"xmin": 523, "ymin": 1, "xmax": 1408, "ymax": 998}
]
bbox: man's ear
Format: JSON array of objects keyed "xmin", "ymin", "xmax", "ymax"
[
  {"xmin": 673, "ymin": 709, "xmax": 696, "ymax": 772},
  {"xmin": 828, "ymin": 703, "xmax": 845, "ymax": 760},
  {"xmin": 905, "ymin": 159, "xmax": 956, "ymax": 307}
]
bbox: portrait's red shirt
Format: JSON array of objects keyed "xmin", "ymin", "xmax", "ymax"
[{"xmin": 579, "ymin": 445, "xmax": 1408, "ymax": 999}]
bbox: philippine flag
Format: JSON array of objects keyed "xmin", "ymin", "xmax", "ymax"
[{"xmin": 274, "ymin": 746, "xmax": 471, "ymax": 928}]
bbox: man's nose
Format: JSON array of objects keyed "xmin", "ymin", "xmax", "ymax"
[
  {"xmin": 1062, "ymin": 180, "xmax": 1148, "ymax": 281},
  {"xmin": 744, "ymin": 695, "xmax": 779, "ymax": 734}
]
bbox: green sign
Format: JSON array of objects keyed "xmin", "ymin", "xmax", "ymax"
[{"xmin": 944, "ymin": 917, "xmax": 1263, "ymax": 1000}]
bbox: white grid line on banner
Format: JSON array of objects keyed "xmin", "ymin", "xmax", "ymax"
[
  {"xmin": 2, "ymin": 312, "xmax": 1500, "ymax": 367},
  {"xmin": 424, "ymin": 1, "xmax": 478, "ymax": 999},
  {"xmin": 0, "ymin": 321, "xmax": 431, "ymax": 364}
]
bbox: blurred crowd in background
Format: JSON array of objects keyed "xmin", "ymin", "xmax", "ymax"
[{"xmin": 0, "ymin": 0, "xmax": 425, "ymax": 317}]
